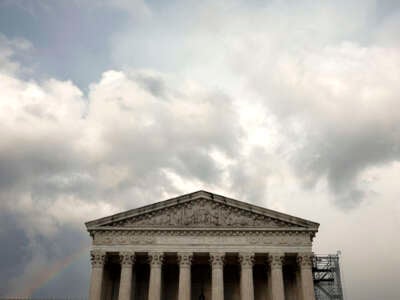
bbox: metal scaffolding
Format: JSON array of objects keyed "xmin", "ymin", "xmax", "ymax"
[{"xmin": 313, "ymin": 253, "xmax": 344, "ymax": 300}]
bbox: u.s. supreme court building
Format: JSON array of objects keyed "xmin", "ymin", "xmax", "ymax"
[{"xmin": 85, "ymin": 191, "xmax": 319, "ymax": 300}]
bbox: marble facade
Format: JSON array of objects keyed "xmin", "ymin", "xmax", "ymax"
[{"xmin": 86, "ymin": 191, "xmax": 319, "ymax": 300}]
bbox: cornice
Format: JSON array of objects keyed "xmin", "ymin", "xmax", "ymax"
[
  {"xmin": 89, "ymin": 228, "xmax": 317, "ymax": 238},
  {"xmin": 88, "ymin": 226, "xmax": 317, "ymax": 232}
]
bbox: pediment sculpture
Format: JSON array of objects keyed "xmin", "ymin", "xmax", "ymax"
[{"xmin": 105, "ymin": 198, "xmax": 296, "ymax": 228}]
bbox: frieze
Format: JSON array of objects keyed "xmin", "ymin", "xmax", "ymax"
[
  {"xmin": 93, "ymin": 230, "xmax": 312, "ymax": 246},
  {"xmin": 107, "ymin": 199, "xmax": 294, "ymax": 228},
  {"xmin": 247, "ymin": 234, "xmax": 310, "ymax": 246},
  {"xmin": 94, "ymin": 231, "xmax": 155, "ymax": 245}
]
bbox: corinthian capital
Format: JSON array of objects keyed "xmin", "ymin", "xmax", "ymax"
[
  {"xmin": 119, "ymin": 252, "xmax": 135, "ymax": 267},
  {"xmin": 210, "ymin": 252, "xmax": 225, "ymax": 268},
  {"xmin": 178, "ymin": 252, "xmax": 193, "ymax": 268},
  {"xmin": 268, "ymin": 253, "xmax": 285, "ymax": 269},
  {"xmin": 148, "ymin": 252, "xmax": 164, "ymax": 268},
  {"xmin": 297, "ymin": 253, "xmax": 313, "ymax": 269},
  {"xmin": 90, "ymin": 250, "xmax": 106, "ymax": 267},
  {"xmin": 239, "ymin": 252, "xmax": 255, "ymax": 269}
]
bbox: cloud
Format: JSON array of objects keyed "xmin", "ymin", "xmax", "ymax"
[
  {"xmin": 110, "ymin": 0, "xmax": 400, "ymax": 207},
  {"xmin": 0, "ymin": 34, "xmax": 32, "ymax": 75},
  {"xmin": 0, "ymin": 38, "xmax": 243, "ymax": 295},
  {"xmin": 140, "ymin": 0, "xmax": 399, "ymax": 208},
  {"xmin": 235, "ymin": 38, "xmax": 400, "ymax": 207},
  {"xmin": 2, "ymin": 1, "xmax": 400, "ymax": 298},
  {"xmin": 102, "ymin": 0, "xmax": 151, "ymax": 18},
  {"xmin": 0, "ymin": 213, "xmax": 32, "ymax": 296}
]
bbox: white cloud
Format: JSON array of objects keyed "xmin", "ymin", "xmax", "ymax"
[
  {"xmin": 0, "ymin": 41, "xmax": 243, "ymax": 295},
  {"xmin": 0, "ymin": 53, "xmax": 243, "ymax": 239}
]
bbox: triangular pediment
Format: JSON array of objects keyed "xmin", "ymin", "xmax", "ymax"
[{"xmin": 86, "ymin": 191, "xmax": 319, "ymax": 231}]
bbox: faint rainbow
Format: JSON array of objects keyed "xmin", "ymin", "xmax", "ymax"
[{"xmin": 21, "ymin": 243, "xmax": 91, "ymax": 298}]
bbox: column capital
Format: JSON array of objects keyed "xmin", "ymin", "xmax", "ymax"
[
  {"xmin": 119, "ymin": 252, "xmax": 135, "ymax": 267},
  {"xmin": 297, "ymin": 253, "xmax": 314, "ymax": 269},
  {"xmin": 268, "ymin": 253, "xmax": 285, "ymax": 269},
  {"xmin": 148, "ymin": 252, "xmax": 164, "ymax": 268},
  {"xmin": 90, "ymin": 250, "xmax": 106, "ymax": 268},
  {"xmin": 210, "ymin": 252, "xmax": 225, "ymax": 268},
  {"xmin": 177, "ymin": 252, "xmax": 193, "ymax": 268},
  {"xmin": 239, "ymin": 252, "xmax": 255, "ymax": 269}
]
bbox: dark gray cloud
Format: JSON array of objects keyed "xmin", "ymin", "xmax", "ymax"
[
  {"xmin": 28, "ymin": 228, "xmax": 91, "ymax": 298},
  {"xmin": 228, "ymin": 147, "xmax": 272, "ymax": 206},
  {"xmin": 3, "ymin": 223, "xmax": 91, "ymax": 297},
  {"xmin": 292, "ymin": 124, "xmax": 400, "ymax": 208},
  {"xmin": 0, "ymin": 213, "xmax": 32, "ymax": 296},
  {"xmin": 210, "ymin": 1, "xmax": 400, "ymax": 208},
  {"xmin": 246, "ymin": 43, "xmax": 400, "ymax": 208}
]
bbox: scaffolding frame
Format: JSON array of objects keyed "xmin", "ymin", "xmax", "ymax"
[{"xmin": 313, "ymin": 253, "xmax": 344, "ymax": 300}]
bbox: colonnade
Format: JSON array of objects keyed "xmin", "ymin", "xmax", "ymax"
[{"xmin": 89, "ymin": 251, "xmax": 315, "ymax": 300}]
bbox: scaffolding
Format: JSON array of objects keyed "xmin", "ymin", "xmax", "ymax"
[{"xmin": 313, "ymin": 253, "xmax": 344, "ymax": 300}]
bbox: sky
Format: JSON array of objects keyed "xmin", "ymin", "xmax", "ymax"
[{"xmin": 0, "ymin": 0, "xmax": 399, "ymax": 299}]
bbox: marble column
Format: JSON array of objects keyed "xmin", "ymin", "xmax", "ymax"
[
  {"xmin": 268, "ymin": 253, "xmax": 285, "ymax": 300},
  {"xmin": 178, "ymin": 252, "xmax": 193, "ymax": 300},
  {"xmin": 297, "ymin": 253, "xmax": 316, "ymax": 300},
  {"xmin": 89, "ymin": 250, "xmax": 106, "ymax": 300},
  {"xmin": 148, "ymin": 252, "xmax": 164, "ymax": 300},
  {"xmin": 239, "ymin": 252, "xmax": 254, "ymax": 300},
  {"xmin": 210, "ymin": 252, "xmax": 225, "ymax": 300},
  {"xmin": 118, "ymin": 252, "xmax": 135, "ymax": 300},
  {"xmin": 295, "ymin": 268, "xmax": 302, "ymax": 300}
]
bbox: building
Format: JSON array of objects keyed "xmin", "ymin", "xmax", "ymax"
[{"xmin": 85, "ymin": 190, "xmax": 320, "ymax": 300}]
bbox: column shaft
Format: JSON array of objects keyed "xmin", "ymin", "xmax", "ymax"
[
  {"xmin": 89, "ymin": 250, "xmax": 106, "ymax": 300},
  {"xmin": 268, "ymin": 253, "xmax": 285, "ymax": 300},
  {"xmin": 178, "ymin": 252, "xmax": 193, "ymax": 300},
  {"xmin": 295, "ymin": 268, "xmax": 302, "ymax": 300},
  {"xmin": 118, "ymin": 252, "xmax": 135, "ymax": 300},
  {"xmin": 239, "ymin": 253, "xmax": 254, "ymax": 300},
  {"xmin": 297, "ymin": 253, "xmax": 316, "ymax": 300},
  {"xmin": 210, "ymin": 252, "xmax": 225, "ymax": 300},
  {"xmin": 148, "ymin": 252, "xmax": 164, "ymax": 300}
]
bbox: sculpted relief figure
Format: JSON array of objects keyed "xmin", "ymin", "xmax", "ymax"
[
  {"xmin": 194, "ymin": 200, "xmax": 211, "ymax": 225},
  {"xmin": 117, "ymin": 199, "xmax": 285, "ymax": 227},
  {"xmin": 183, "ymin": 203, "xmax": 194, "ymax": 225}
]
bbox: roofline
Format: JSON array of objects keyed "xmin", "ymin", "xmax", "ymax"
[
  {"xmin": 87, "ymin": 226, "xmax": 318, "ymax": 232},
  {"xmin": 85, "ymin": 190, "xmax": 320, "ymax": 229}
]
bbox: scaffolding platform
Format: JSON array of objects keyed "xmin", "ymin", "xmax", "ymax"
[{"xmin": 313, "ymin": 253, "xmax": 344, "ymax": 300}]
